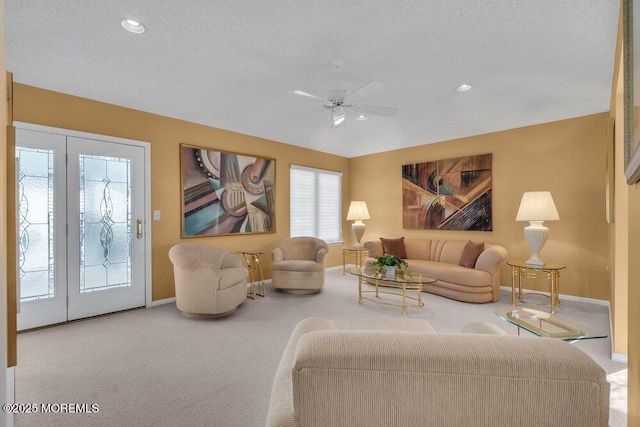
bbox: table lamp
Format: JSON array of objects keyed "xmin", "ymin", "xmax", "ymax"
[
  {"xmin": 346, "ymin": 201, "xmax": 370, "ymax": 248},
  {"xmin": 516, "ymin": 191, "xmax": 559, "ymax": 266}
]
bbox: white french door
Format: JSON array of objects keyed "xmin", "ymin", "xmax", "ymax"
[{"xmin": 16, "ymin": 127, "xmax": 148, "ymax": 331}]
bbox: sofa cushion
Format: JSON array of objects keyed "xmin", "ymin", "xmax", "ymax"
[
  {"xmin": 380, "ymin": 237, "xmax": 407, "ymax": 258},
  {"xmin": 404, "ymin": 239, "xmax": 431, "ymax": 260},
  {"xmin": 409, "ymin": 260, "xmax": 491, "ymax": 287},
  {"xmin": 433, "ymin": 240, "xmax": 468, "ymax": 264},
  {"xmin": 459, "ymin": 240, "xmax": 485, "ymax": 268},
  {"xmin": 272, "ymin": 260, "xmax": 324, "ymax": 272}
]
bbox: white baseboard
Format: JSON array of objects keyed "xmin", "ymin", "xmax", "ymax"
[
  {"xmin": 498, "ymin": 286, "xmax": 610, "ymax": 306},
  {"xmin": 612, "ymin": 353, "xmax": 628, "ymax": 364},
  {"xmin": 148, "ymin": 297, "xmax": 176, "ymax": 307}
]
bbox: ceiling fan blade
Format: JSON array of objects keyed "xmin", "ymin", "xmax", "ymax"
[
  {"xmin": 291, "ymin": 90, "xmax": 332, "ymax": 104},
  {"xmin": 358, "ymin": 105, "xmax": 398, "ymax": 117},
  {"xmin": 346, "ymin": 80, "xmax": 386, "ymax": 99}
]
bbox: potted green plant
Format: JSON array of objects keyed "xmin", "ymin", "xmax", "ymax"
[{"xmin": 371, "ymin": 254, "xmax": 408, "ymax": 279}]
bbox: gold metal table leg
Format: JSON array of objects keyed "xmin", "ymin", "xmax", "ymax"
[
  {"xmin": 402, "ymin": 283, "xmax": 407, "ymax": 315},
  {"xmin": 253, "ymin": 254, "xmax": 266, "ymax": 297},
  {"xmin": 511, "ymin": 266, "xmax": 517, "ymax": 306},
  {"xmin": 550, "ymin": 270, "xmax": 561, "ymax": 313},
  {"xmin": 343, "ymin": 250, "xmax": 347, "ymax": 275}
]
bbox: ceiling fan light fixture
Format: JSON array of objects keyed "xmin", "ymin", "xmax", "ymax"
[
  {"xmin": 120, "ymin": 18, "xmax": 146, "ymax": 34},
  {"xmin": 332, "ymin": 106, "xmax": 345, "ymax": 127},
  {"xmin": 456, "ymin": 83, "xmax": 472, "ymax": 92}
]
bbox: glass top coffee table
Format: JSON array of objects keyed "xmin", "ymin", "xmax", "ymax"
[
  {"xmin": 348, "ymin": 267, "xmax": 436, "ymax": 315},
  {"xmin": 495, "ymin": 306, "xmax": 608, "ymax": 342}
]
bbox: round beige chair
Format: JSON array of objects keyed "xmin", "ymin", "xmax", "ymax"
[
  {"xmin": 271, "ymin": 237, "xmax": 329, "ymax": 294},
  {"xmin": 169, "ymin": 243, "xmax": 248, "ymax": 318}
]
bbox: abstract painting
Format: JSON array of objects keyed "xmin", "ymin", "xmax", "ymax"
[
  {"xmin": 402, "ymin": 154, "xmax": 492, "ymax": 231},
  {"xmin": 181, "ymin": 144, "xmax": 275, "ymax": 237}
]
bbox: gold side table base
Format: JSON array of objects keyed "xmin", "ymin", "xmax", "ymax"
[
  {"xmin": 508, "ymin": 260, "xmax": 565, "ymax": 314},
  {"xmin": 342, "ymin": 248, "xmax": 368, "ymax": 275},
  {"xmin": 239, "ymin": 251, "xmax": 266, "ymax": 299}
]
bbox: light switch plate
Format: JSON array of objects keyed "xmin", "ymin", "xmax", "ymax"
[{"xmin": 153, "ymin": 210, "xmax": 161, "ymax": 220}]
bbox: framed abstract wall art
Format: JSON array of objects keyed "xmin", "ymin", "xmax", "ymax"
[
  {"xmin": 402, "ymin": 154, "xmax": 492, "ymax": 231},
  {"xmin": 180, "ymin": 144, "xmax": 276, "ymax": 237}
]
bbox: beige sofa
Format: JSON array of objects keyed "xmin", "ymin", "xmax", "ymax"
[
  {"xmin": 364, "ymin": 238, "xmax": 507, "ymax": 303},
  {"xmin": 267, "ymin": 317, "xmax": 610, "ymax": 427}
]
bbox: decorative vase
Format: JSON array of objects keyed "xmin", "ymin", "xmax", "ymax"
[{"xmin": 385, "ymin": 266, "xmax": 396, "ymax": 280}]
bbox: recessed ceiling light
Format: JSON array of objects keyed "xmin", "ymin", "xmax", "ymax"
[
  {"xmin": 456, "ymin": 84, "xmax": 472, "ymax": 92},
  {"xmin": 120, "ymin": 18, "xmax": 146, "ymax": 34},
  {"xmin": 356, "ymin": 115, "xmax": 368, "ymax": 121}
]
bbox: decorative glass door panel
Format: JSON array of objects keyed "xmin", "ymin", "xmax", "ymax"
[
  {"xmin": 16, "ymin": 130, "xmax": 67, "ymax": 330},
  {"xmin": 17, "ymin": 147, "xmax": 55, "ymax": 300},
  {"xmin": 79, "ymin": 154, "xmax": 132, "ymax": 293}
]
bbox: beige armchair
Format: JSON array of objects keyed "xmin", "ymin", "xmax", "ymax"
[
  {"xmin": 168, "ymin": 243, "xmax": 248, "ymax": 318},
  {"xmin": 271, "ymin": 237, "xmax": 329, "ymax": 294}
]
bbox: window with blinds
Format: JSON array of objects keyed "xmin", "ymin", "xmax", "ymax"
[{"xmin": 290, "ymin": 165, "xmax": 342, "ymax": 244}]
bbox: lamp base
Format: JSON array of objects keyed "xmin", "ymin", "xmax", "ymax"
[
  {"xmin": 524, "ymin": 256, "xmax": 545, "ymax": 267},
  {"xmin": 352, "ymin": 221, "xmax": 365, "ymax": 249},
  {"xmin": 523, "ymin": 221, "xmax": 549, "ymax": 267}
]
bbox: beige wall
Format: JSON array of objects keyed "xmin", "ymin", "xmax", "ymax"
[
  {"xmin": 613, "ymin": 45, "xmax": 629, "ymax": 358},
  {"xmin": 13, "ymin": 84, "xmax": 351, "ymax": 301},
  {"xmin": 12, "ymin": 86, "xmax": 614, "ymax": 300},
  {"xmin": 629, "ymin": 183, "xmax": 640, "ymax": 423},
  {"xmin": 350, "ymin": 113, "xmax": 611, "ymax": 300},
  {"xmin": 629, "ymin": 183, "xmax": 640, "ymax": 424},
  {"xmin": 611, "ymin": 4, "xmax": 637, "ymax": 419}
]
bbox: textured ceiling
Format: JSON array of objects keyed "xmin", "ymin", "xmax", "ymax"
[{"xmin": 5, "ymin": 1, "xmax": 620, "ymax": 158}]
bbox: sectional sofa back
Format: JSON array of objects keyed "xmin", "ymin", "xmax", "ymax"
[{"xmin": 365, "ymin": 238, "xmax": 480, "ymax": 265}]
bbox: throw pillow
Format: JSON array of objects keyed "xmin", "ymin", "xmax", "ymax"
[
  {"xmin": 459, "ymin": 240, "xmax": 484, "ymax": 268},
  {"xmin": 380, "ymin": 237, "xmax": 407, "ymax": 259}
]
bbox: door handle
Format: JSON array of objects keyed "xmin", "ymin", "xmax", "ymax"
[{"xmin": 136, "ymin": 219, "xmax": 143, "ymax": 239}]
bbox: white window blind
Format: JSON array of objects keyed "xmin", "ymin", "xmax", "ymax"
[{"xmin": 290, "ymin": 165, "xmax": 342, "ymax": 244}]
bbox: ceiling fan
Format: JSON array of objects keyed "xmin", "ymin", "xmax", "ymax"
[{"xmin": 291, "ymin": 59, "xmax": 397, "ymax": 128}]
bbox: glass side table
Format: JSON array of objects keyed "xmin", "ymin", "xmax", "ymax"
[
  {"xmin": 239, "ymin": 251, "xmax": 266, "ymax": 299},
  {"xmin": 342, "ymin": 248, "xmax": 368, "ymax": 275},
  {"xmin": 507, "ymin": 260, "xmax": 566, "ymax": 313},
  {"xmin": 495, "ymin": 307, "xmax": 607, "ymax": 342}
]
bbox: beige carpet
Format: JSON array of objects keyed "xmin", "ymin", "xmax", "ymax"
[{"xmin": 14, "ymin": 268, "xmax": 627, "ymax": 426}]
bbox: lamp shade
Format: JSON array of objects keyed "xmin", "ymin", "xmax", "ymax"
[
  {"xmin": 515, "ymin": 191, "xmax": 559, "ymax": 221},
  {"xmin": 346, "ymin": 201, "xmax": 370, "ymax": 220}
]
